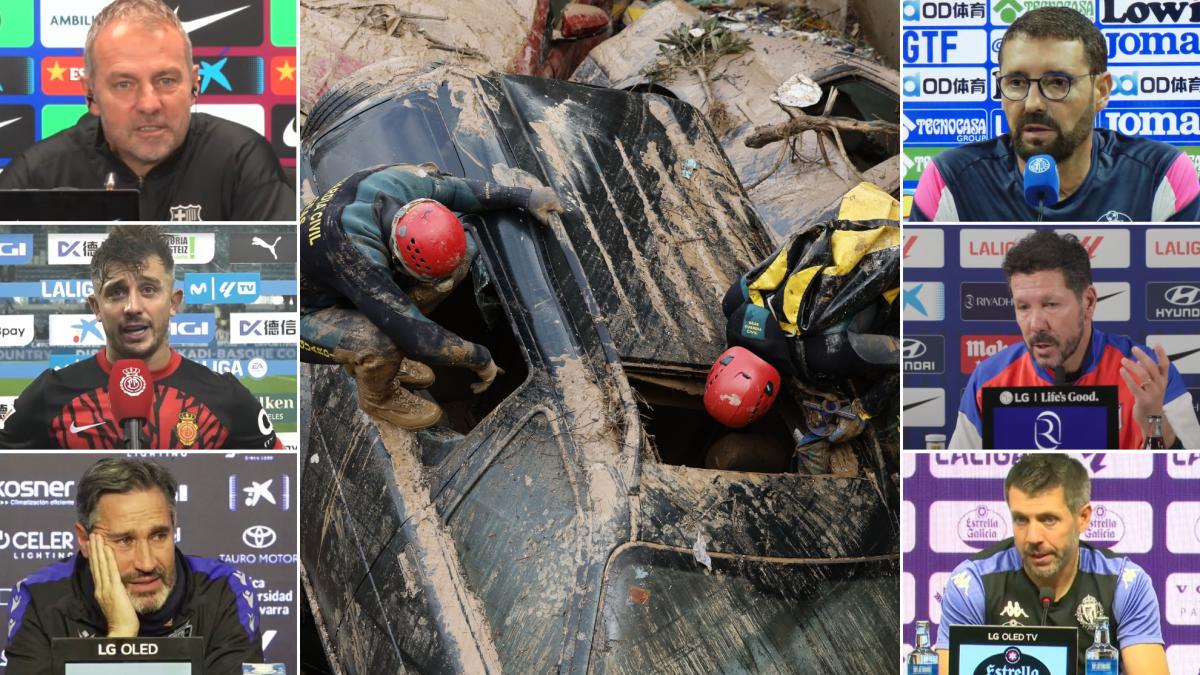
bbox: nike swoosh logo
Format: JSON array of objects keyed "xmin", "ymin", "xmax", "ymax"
[
  {"xmin": 1168, "ymin": 346, "xmax": 1200, "ymax": 362},
  {"xmin": 69, "ymin": 421, "xmax": 106, "ymax": 433},
  {"xmin": 0, "ymin": 117, "xmax": 23, "ymax": 130},
  {"xmin": 903, "ymin": 396, "xmax": 939, "ymax": 411},
  {"xmin": 1096, "ymin": 291, "xmax": 1125, "ymax": 302},
  {"xmin": 177, "ymin": 5, "xmax": 251, "ymax": 33},
  {"xmin": 283, "ymin": 117, "xmax": 298, "ymax": 148}
]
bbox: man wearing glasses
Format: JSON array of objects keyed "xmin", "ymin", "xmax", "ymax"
[{"xmin": 908, "ymin": 7, "xmax": 1200, "ymax": 222}]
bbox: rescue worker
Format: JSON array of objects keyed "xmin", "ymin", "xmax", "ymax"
[{"xmin": 300, "ymin": 164, "xmax": 563, "ymax": 430}]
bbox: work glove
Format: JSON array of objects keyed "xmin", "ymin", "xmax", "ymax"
[
  {"xmin": 526, "ymin": 186, "xmax": 564, "ymax": 227},
  {"xmin": 471, "ymin": 359, "xmax": 505, "ymax": 394}
]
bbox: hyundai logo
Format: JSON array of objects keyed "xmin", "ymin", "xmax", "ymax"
[
  {"xmin": 242, "ymin": 525, "xmax": 277, "ymax": 549},
  {"xmin": 1165, "ymin": 285, "xmax": 1200, "ymax": 307},
  {"xmin": 901, "ymin": 338, "xmax": 927, "ymax": 359}
]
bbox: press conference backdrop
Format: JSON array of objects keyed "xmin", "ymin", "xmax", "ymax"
[
  {"xmin": 900, "ymin": 0, "xmax": 1200, "ymax": 218},
  {"xmin": 0, "ymin": 453, "xmax": 297, "ymax": 674},
  {"xmin": 901, "ymin": 225, "xmax": 1200, "ymax": 450},
  {"xmin": 901, "ymin": 452, "xmax": 1200, "ymax": 674},
  {"xmin": 0, "ymin": 0, "xmax": 297, "ymax": 170},
  {"xmin": 0, "ymin": 225, "xmax": 299, "ymax": 449}
]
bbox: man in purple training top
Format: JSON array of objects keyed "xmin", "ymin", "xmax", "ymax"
[
  {"xmin": 908, "ymin": 7, "xmax": 1200, "ymax": 222},
  {"xmin": 4, "ymin": 458, "xmax": 262, "ymax": 675},
  {"xmin": 935, "ymin": 454, "xmax": 1167, "ymax": 674}
]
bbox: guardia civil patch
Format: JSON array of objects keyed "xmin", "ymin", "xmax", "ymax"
[{"xmin": 740, "ymin": 304, "xmax": 770, "ymax": 340}]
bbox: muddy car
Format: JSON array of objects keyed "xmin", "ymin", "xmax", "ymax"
[{"xmin": 300, "ymin": 64, "xmax": 899, "ymax": 673}]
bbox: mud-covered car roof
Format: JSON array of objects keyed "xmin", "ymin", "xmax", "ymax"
[{"xmin": 302, "ymin": 65, "xmax": 775, "ymax": 369}]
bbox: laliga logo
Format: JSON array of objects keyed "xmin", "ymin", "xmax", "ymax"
[
  {"xmin": 902, "ymin": 339, "xmax": 927, "ymax": 359},
  {"xmin": 119, "ymin": 368, "xmax": 146, "ymax": 397},
  {"xmin": 1027, "ymin": 156, "xmax": 1052, "ymax": 174},
  {"xmin": 1035, "ymin": 411, "xmax": 1062, "ymax": 449}
]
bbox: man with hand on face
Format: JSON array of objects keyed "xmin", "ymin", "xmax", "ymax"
[
  {"xmin": 300, "ymin": 163, "xmax": 563, "ymax": 431},
  {"xmin": 0, "ymin": 0, "xmax": 294, "ymax": 221},
  {"xmin": 0, "ymin": 225, "xmax": 282, "ymax": 449},
  {"xmin": 935, "ymin": 454, "xmax": 1168, "ymax": 674},
  {"xmin": 908, "ymin": 7, "xmax": 1200, "ymax": 222},
  {"xmin": 949, "ymin": 231, "xmax": 1200, "ymax": 449},
  {"xmin": 3, "ymin": 459, "xmax": 263, "ymax": 675}
]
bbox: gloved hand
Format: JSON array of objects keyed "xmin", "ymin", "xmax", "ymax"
[
  {"xmin": 526, "ymin": 186, "xmax": 564, "ymax": 226},
  {"xmin": 471, "ymin": 359, "xmax": 506, "ymax": 394}
]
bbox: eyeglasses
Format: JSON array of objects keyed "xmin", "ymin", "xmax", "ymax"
[{"xmin": 996, "ymin": 72, "xmax": 1096, "ymax": 102}]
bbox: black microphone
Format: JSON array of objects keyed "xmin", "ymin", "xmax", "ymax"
[
  {"xmin": 1039, "ymin": 586, "xmax": 1054, "ymax": 625},
  {"xmin": 1053, "ymin": 365, "xmax": 1066, "ymax": 385},
  {"xmin": 109, "ymin": 359, "xmax": 154, "ymax": 450},
  {"xmin": 1023, "ymin": 154, "xmax": 1059, "ymax": 222}
]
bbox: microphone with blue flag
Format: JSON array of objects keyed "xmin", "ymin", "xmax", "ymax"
[{"xmin": 1023, "ymin": 154, "xmax": 1059, "ymax": 221}]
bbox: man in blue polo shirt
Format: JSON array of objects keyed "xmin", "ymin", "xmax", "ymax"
[{"xmin": 935, "ymin": 454, "xmax": 1167, "ymax": 674}]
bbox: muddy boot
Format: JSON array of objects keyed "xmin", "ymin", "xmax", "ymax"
[
  {"xmin": 359, "ymin": 384, "xmax": 442, "ymax": 431},
  {"xmin": 394, "ymin": 357, "xmax": 435, "ymax": 389},
  {"xmin": 336, "ymin": 349, "xmax": 442, "ymax": 430}
]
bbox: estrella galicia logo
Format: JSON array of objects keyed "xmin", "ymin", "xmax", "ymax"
[
  {"xmin": 183, "ymin": 273, "xmax": 259, "ymax": 304},
  {"xmin": 0, "ymin": 234, "xmax": 33, "ymax": 264},
  {"xmin": 902, "ymin": 335, "xmax": 945, "ymax": 374},
  {"xmin": 197, "ymin": 55, "xmax": 264, "ymax": 95},
  {"xmin": 0, "ymin": 104, "xmax": 35, "ymax": 159},
  {"xmin": 1148, "ymin": 282, "xmax": 1200, "ymax": 320},
  {"xmin": 972, "ymin": 647, "xmax": 1049, "ymax": 675},
  {"xmin": 175, "ymin": 0, "xmax": 264, "ymax": 46},
  {"xmin": 957, "ymin": 504, "xmax": 1008, "ymax": 549},
  {"xmin": 0, "ymin": 57, "xmax": 35, "ymax": 96},
  {"xmin": 961, "ymin": 282, "xmax": 1014, "ymax": 321},
  {"xmin": 1084, "ymin": 504, "xmax": 1126, "ymax": 549}
]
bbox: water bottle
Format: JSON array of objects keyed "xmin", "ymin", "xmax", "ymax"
[
  {"xmin": 1085, "ymin": 616, "xmax": 1118, "ymax": 674},
  {"xmin": 907, "ymin": 620, "xmax": 938, "ymax": 674},
  {"xmin": 1143, "ymin": 415, "xmax": 1165, "ymax": 449}
]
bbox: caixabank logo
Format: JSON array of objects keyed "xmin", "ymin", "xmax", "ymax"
[
  {"xmin": 0, "ymin": 57, "xmax": 34, "ymax": 96},
  {"xmin": 904, "ymin": 282, "xmax": 946, "ymax": 321}
]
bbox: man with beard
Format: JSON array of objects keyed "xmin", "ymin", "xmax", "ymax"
[
  {"xmin": 934, "ymin": 454, "xmax": 1168, "ymax": 674},
  {"xmin": 0, "ymin": 0, "xmax": 293, "ymax": 221},
  {"xmin": 908, "ymin": 7, "xmax": 1200, "ymax": 222},
  {"xmin": 0, "ymin": 225, "xmax": 282, "ymax": 449},
  {"xmin": 948, "ymin": 232, "xmax": 1199, "ymax": 449},
  {"xmin": 3, "ymin": 458, "xmax": 262, "ymax": 675}
]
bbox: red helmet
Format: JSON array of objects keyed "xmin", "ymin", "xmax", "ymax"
[
  {"xmin": 389, "ymin": 198, "xmax": 467, "ymax": 281},
  {"xmin": 703, "ymin": 347, "xmax": 781, "ymax": 428}
]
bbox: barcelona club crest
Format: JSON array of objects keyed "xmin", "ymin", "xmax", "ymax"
[{"xmin": 176, "ymin": 411, "xmax": 199, "ymax": 447}]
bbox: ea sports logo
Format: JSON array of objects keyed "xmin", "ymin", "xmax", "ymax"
[
  {"xmin": 119, "ymin": 368, "xmax": 146, "ymax": 397},
  {"xmin": 1005, "ymin": 647, "xmax": 1021, "ymax": 664},
  {"xmin": 1027, "ymin": 156, "xmax": 1051, "ymax": 174}
]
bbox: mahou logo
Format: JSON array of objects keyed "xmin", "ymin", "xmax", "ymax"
[
  {"xmin": 958, "ymin": 505, "xmax": 1008, "ymax": 549},
  {"xmin": 119, "ymin": 368, "xmax": 146, "ymax": 397}
]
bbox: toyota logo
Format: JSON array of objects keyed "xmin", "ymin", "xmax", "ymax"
[
  {"xmin": 242, "ymin": 525, "xmax": 277, "ymax": 549},
  {"xmin": 1165, "ymin": 285, "xmax": 1200, "ymax": 307},
  {"xmin": 901, "ymin": 338, "xmax": 927, "ymax": 359}
]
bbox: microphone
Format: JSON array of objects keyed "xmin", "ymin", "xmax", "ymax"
[
  {"xmin": 108, "ymin": 359, "xmax": 154, "ymax": 450},
  {"xmin": 1053, "ymin": 365, "xmax": 1066, "ymax": 385},
  {"xmin": 1023, "ymin": 154, "xmax": 1059, "ymax": 222},
  {"xmin": 1038, "ymin": 586, "xmax": 1054, "ymax": 625}
]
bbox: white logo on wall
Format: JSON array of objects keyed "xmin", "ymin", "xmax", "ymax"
[
  {"xmin": 48, "ymin": 315, "xmax": 106, "ymax": 347},
  {"xmin": 931, "ymin": 501, "xmax": 1010, "ymax": 553},
  {"xmin": 40, "ymin": 0, "xmax": 111, "ymax": 48},
  {"xmin": 1146, "ymin": 228, "xmax": 1200, "ymax": 268},
  {"xmin": 1165, "ymin": 502, "xmax": 1200, "ymax": 553},
  {"xmin": 48, "ymin": 233, "xmax": 107, "ymax": 265},
  {"xmin": 243, "ymin": 480, "xmax": 276, "ymax": 507},
  {"xmin": 1167, "ymin": 453, "xmax": 1200, "ymax": 479},
  {"xmin": 1146, "ymin": 335, "xmax": 1200, "ymax": 374},
  {"xmin": 195, "ymin": 104, "xmax": 266, "ymax": 136},
  {"xmin": 231, "ymin": 313, "xmax": 298, "ymax": 345},
  {"xmin": 901, "ymin": 501, "xmax": 915, "ymax": 553},
  {"xmin": 242, "ymin": 525, "xmax": 277, "ymax": 550},
  {"xmin": 903, "ymin": 388, "xmax": 946, "ymax": 428},
  {"xmin": 901, "ymin": 572, "xmax": 915, "ymax": 625},
  {"xmin": 1053, "ymin": 229, "xmax": 1131, "ymax": 268},
  {"xmin": 1164, "ymin": 573, "xmax": 1200, "ymax": 626},
  {"xmin": 929, "ymin": 452, "xmax": 1152, "ymax": 479},
  {"xmin": 928, "ymin": 572, "xmax": 951, "ymax": 625},
  {"xmin": 903, "ymin": 228, "xmax": 945, "ymax": 268},
  {"xmin": 1092, "ymin": 282, "xmax": 1131, "ymax": 322},
  {"xmin": 165, "ymin": 233, "xmax": 216, "ymax": 264},
  {"xmin": 959, "ymin": 228, "xmax": 1035, "ymax": 268},
  {"xmin": 1082, "ymin": 502, "xmax": 1153, "ymax": 553},
  {"xmin": 251, "ymin": 236, "xmax": 282, "ymax": 260},
  {"xmin": 0, "ymin": 315, "xmax": 35, "ymax": 347}
]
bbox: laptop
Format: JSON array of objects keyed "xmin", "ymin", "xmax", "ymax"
[
  {"xmin": 51, "ymin": 636, "xmax": 203, "ymax": 675},
  {"xmin": 949, "ymin": 625, "xmax": 1077, "ymax": 675},
  {"xmin": 981, "ymin": 385, "xmax": 1119, "ymax": 449},
  {"xmin": 0, "ymin": 189, "xmax": 140, "ymax": 221}
]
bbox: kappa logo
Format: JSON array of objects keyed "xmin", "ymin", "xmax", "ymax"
[
  {"xmin": 169, "ymin": 204, "xmax": 202, "ymax": 221},
  {"xmin": 119, "ymin": 367, "xmax": 147, "ymax": 397},
  {"xmin": 1122, "ymin": 568, "xmax": 1138, "ymax": 588},
  {"xmin": 1000, "ymin": 600, "xmax": 1029, "ymax": 619},
  {"xmin": 953, "ymin": 571, "xmax": 971, "ymax": 592}
]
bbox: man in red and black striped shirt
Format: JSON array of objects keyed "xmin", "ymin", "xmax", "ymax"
[{"xmin": 0, "ymin": 226, "xmax": 282, "ymax": 449}]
